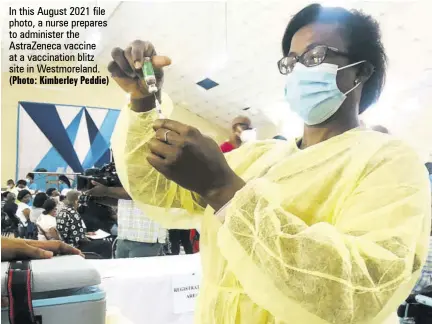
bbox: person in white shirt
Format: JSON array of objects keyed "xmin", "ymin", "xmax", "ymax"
[
  {"xmin": 9, "ymin": 179, "xmax": 26, "ymax": 199},
  {"xmin": 16, "ymin": 189, "xmax": 32, "ymax": 226},
  {"xmin": 86, "ymin": 181, "xmax": 167, "ymax": 258},
  {"xmin": 37, "ymin": 199, "xmax": 60, "ymax": 241},
  {"xmin": 30, "ymin": 192, "xmax": 48, "ymax": 223},
  {"xmin": 16, "ymin": 179, "xmax": 27, "ymax": 191}
]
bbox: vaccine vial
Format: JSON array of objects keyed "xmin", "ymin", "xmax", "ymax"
[
  {"xmin": 142, "ymin": 57, "xmax": 158, "ymax": 94},
  {"xmin": 142, "ymin": 57, "xmax": 164, "ymax": 118}
]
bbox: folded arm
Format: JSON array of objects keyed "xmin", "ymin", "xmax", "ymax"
[{"xmin": 217, "ymin": 146, "xmax": 431, "ymax": 323}]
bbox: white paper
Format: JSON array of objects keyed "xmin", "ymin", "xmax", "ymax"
[
  {"xmin": 86, "ymin": 229, "xmax": 111, "ymax": 240},
  {"xmin": 171, "ymin": 273, "xmax": 201, "ymax": 314}
]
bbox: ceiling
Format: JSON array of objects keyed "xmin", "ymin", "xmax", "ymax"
[{"xmin": 2, "ymin": 0, "xmax": 432, "ymax": 157}]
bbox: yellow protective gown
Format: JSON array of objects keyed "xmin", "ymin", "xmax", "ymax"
[{"xmin": 111, "ymin": 106, "xmax": 431, "ymax": 324}]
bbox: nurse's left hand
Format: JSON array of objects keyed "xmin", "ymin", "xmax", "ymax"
[{"xmin": 149, "ymin": 119, "xmax": 245, "ymax": 211}]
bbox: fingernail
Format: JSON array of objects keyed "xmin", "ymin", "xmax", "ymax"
[
  {"xmin": 134, "ymin": 61, "xmax": 142, "ymax": 69},
  {"xmin": 44, "ymin": 251, "xmax": 54, "ymax": 258}
]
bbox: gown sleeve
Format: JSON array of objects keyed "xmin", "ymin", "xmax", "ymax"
[
  {"xmin": 111, "ymin": 106, "xmax": 205, "ymax": 229},
  {"xmin": 216, "ymin": 140, "xmax": 432, "ymax": 323}
]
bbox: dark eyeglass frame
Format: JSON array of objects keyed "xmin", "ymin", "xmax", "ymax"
[{"xmin": 277, "ymin": 45, "xmax": 350, "ymax": 75}]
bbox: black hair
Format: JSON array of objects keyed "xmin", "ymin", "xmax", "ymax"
[
  {"xmin": 3, "ymin": 202, "xmax": 18, "ymax": 218},
  {"xmin": 17, "ymin": 179, "xmax": 27, "ymax": 186},
  {"xmin": 17, "ymin": 189, "xmax": 31, "ymax": 201},
  {"xmin": 273, "ymin": 135, "xmax": 287, "ymax": 140},
  {"xmin": 26, "ymin": 173, "xmax": 35, "ymax": 180},
  {"xmin": 282, "ymin": 3, "xmax": 387, "ymax": 113},
  {"xmin": 46, "ymin": 188, "xmax": 57, "ymax": 197},
  {"xmin": 58, "ymin": 175, "xmax": 71, "ymax": 188},
  {"xmin": 42, "ymin": 199, "xmax": 57, "ymax": 215},
  {"xmin": 7, "ymin": 179, "xmax": 14, "ymax": 185},
  {"xmin": 33, "ymin": 192, "xmax": 48, "ymax": 208}
]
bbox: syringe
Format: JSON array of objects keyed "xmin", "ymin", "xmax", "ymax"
[
  {"xmin": 142, "ymin": 57, "xmax": 164, "ymax": 118},
  {"xmin": 154, "ymin": 94, "xmax": 164, "ymax": 119}
]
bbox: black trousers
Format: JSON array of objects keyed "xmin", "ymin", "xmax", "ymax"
[
  {"xmin": 78, "ymin": 239, "xmax": 112, "ymax": 259},
  {"xmin": 169, "ymin": 230, "xmax": 193, "ymax": 255}
]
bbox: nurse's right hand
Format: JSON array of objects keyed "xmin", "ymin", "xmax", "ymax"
[
  {"xmin": 108, "ymin": 40, "xmax": 171, "ymax": 100},
  {"xmin": 1, "ymin": 237, "xmax": 83, "ymax": 261}
]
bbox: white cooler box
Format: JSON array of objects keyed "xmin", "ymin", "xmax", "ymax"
[{"xmin": 1, "ymin": 255, "xmax": 106, "ymax": 324}]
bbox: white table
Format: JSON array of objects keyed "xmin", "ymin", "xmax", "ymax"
[{"xmin": 90, "ymin": 254, "xmax": 201, "ymax": 324}]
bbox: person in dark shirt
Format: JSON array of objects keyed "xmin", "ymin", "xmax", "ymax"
[
  {"xmin": 79, "ymin": 200, "xmax": 117, "ymax": 234},
  {"xmin": 2, "ymin": 202, "xmax": 20, "ymax": 237},
  {"xmin": 56, "ymin": 190, "xmax": 112, "ymax": 259},
  {"xmin": 168, "ymin": 229, "xmax": 193, "ymax": 255}
]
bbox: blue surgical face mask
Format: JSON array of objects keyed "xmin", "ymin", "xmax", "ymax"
[{"xmin": 284, "ymin": 61, "xmax": 364, "ymax": 125}]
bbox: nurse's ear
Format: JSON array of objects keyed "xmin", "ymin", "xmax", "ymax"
[{"xmin": 355, "ymin": 62, "xmax": 375, "ymax": 85}]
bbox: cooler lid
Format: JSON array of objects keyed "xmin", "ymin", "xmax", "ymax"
[{"xmin": 1, "ymin": 255, "xmax": 101, "ymax": 294}]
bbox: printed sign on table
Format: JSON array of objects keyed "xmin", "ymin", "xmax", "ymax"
[{"xmin": 171, "ymin": 273, "xmax": 201, "ymax": 314}]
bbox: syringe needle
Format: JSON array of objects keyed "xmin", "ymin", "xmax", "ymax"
[{"xmin": 154, "ymin": 93, "xmax": 164, "ymax": 119}]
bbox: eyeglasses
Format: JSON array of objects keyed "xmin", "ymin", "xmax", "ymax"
[{"xmin": 277, "ymin": 45, "xmax": 350, "ymax": 75}]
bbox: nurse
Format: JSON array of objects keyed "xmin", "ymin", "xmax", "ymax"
[{"xmin": 109, "ymin": 3, "xmax": 431, "ymax": 324}]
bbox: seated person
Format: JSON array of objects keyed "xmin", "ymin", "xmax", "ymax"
[
  {"xmin": 1, "ymin": 192, "xmax": 8, "ymax": 208},
  {"xmin": 79, "ymin": 199, "xmax": 117, "ymax": 235},
  {"xmin": 30, "ymin": 192, "xmax": 48, "ymax": 223},
  {"xmin": 37, "ymin": 199, "xmax": 60, "ymax": 241},
  {"xmin": 9, "ymin": 180, "xmax": 26, "ymax": 198},
  {"xmin": 16, "ymin": 179, "xmax": 27, "ymax": 189},
  {"xmin": 57, "ymin": 190, "xmax": 112, "ymax": 259},
  {"xmin": 5, "ymin": 179, "xmax": 16, "ymax": 192},
  {"xmin": 16, "ymin": 190, "xmax": 31, "ymax": 226},
  {"xmin": 47, "ymin": 188, "xmax": 62, "ymax": 209},
  {"xmin": 2, "ymin": 192, "xmax": 17, "ymax": 210},
  {"xmin": 46, "ymin": 187, "xmax": 60, "ymax": 200},
  {"xmin": 1, "ymin": 202, "xmax": 20, "ymax": 237},
  {"xmin": 5, "ymin": 192, "xmax": 16, "ymax": 204},
  {"xmin": 55, "ymin": 194, "xmax": 66, "ymax": 211}
]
